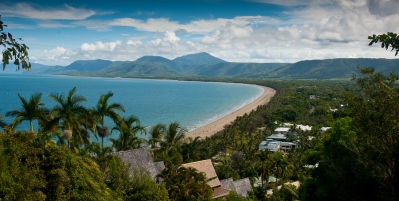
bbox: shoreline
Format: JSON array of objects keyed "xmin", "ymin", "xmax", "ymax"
[{"xmin": 185, "ymin": 85, "xmax": 276, "ymax": 139}]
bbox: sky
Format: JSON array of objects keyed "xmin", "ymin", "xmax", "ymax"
[{"xmin": 1, "ymin": 0, "xmax": 399, "ymax": 66}]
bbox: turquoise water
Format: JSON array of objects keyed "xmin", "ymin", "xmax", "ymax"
[{"xmin": 0, "ymin": 74, "xmax": 263, "ymax": 145}]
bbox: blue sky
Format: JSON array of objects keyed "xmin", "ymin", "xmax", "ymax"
[{"xmin": 1, "ymin": 0, "xmax": 399, "ymax": 66}]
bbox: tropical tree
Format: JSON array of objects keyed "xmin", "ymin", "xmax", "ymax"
[
  {"xmin": 180, "ymin": 136, "xmax": 208, "ymax": 163},
  {"xmin": 158, "ymin": 166, "xmax": 213, "ymax": 201},
  {"xmin": 126, "ymin": 168, "xmax": 170, "ymax": 201},
  {"xmin": 148, "ymin": 123, "xmax": 166, "ymax": 149},
  {"xmin": 1, "ymin": 15, "xmax": 31, "ymax": 70},
  {"xmin": 48, "ymin": 87, "xmax": 88, "ymax": 146},
  {"xmin": 94, "ymin": 91, "xmax": 125, "ymax": 149},
  {"xmin": 256, "ymin": 150, "xmax": 274, "ymax": 189},
  {"xmin": 161, "ymin": 122, "xmax": 187, "ymax": 150},
  {"xmin": 0, "ymin": 113, "xmax": 7, "ymax": 129},
  {"xmin": 368, "ymin": 32, "xmax": 399, "ymax": 56},
  {"xmin": 110, "ymin": 115, "xmax": 146, "ymax": 151},
  {"xmin": 6, "ymin": 93, "xmax": 48, "ymax": 132},
  {"xmin": 273, "ymin": 152, "xmax": 292, "ymax": 185}
]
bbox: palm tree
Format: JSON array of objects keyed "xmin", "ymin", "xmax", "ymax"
[
  {"xmin": 256, "ymin": 150, "xmax": 274, "ymax": 189},
  {"xmin": 48, "ymin": 87, "xmax": 88, "ymax": 146},
  {"xmin": 0, "ymin": 113, "xmax": 7, "ymax": 129},
  {"xmin": 110, "ymin": 115, "xmax": 146, "ymax": 151},
  {"xmin": 273, "ymin": 152, "xmax": 292, "ymax": 185},
  {"xmin": 180, "ymin": 136, "xmax": 207, "ymax": 162},
  {"xmin": 93, "ymin": 92, "xmax": 125, "ymax": 149},
  {"xmin": 6, "ymin": 93, "xmax": 48, "ymax": 132},
  {"xmin": 158, "ymin": 166, "xmax": 212, "ymax": 201},
  {"xmin": 161, "ymin": 122, "xmax": 187, "ymax": 149},
  {"xmin": 148, "ymin": 123, "xmax": 166, "ymax": 149}
]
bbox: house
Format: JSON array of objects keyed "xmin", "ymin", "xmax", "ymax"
[
  {"xmin": 309, "ymin": 95, "xmax": 316, "ymax": 99},
  {"xmin": 111, "ymin": 147, "xmax": 165, "ymax": 179},
  {"xmin": 320, "ymin": 127, "xmax": 331, "ymax": 132},
  {"xmin": 181, "ymin": 159, "xmax": 230, "ymax": 198},
  {"xmin": 220, "ymin": 178, "xmax": 253, "ymax": 197},
  {"xmin": 266, "ymin": 134, "xmax": 287, "ymax": 142},
  {"xmin": 296, "ymin": 124, "xmax": 312, "ymax": 131},
  {"xmin": 280, "ymin": 142, "xmax": 298, "ymax": 153},
  {"xmin": 274, "ymin": 127, "xmax": 290, "ymax": 135},
  {"xmin": 259, "ymin": 140, "xmax": 281, "ymax": 153}
]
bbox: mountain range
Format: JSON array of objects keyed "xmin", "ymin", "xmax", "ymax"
[{"xmin": 6, "ymin": 52, "xmax": 399, "ymax": 79}]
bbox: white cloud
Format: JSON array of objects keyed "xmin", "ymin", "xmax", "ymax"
[
  {"xmin": 81, "ymin": 41, "xmax": 122, "ymax": 51},
  {"xmin": 26, "ymin": 0, "xmax": 399, "ymax": 65},
  {"xmin": 163, "ymin": 31, "xmax": 180, "ymax": 42},
  {"xmin": 0, "ymin": 3, "xmax": 96, "ymax": 20},
  {"xmin": 87, "ymin": 16, "xmax": 279, "ymax": 33},
  {"xmin": 251, "ymin": 0, "xmax": 332, "ymax": 6}
]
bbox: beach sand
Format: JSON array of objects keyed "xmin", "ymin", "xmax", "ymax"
[{"xmin": 185, "ymin": 86, "xmax": 276, "ymax": 139}]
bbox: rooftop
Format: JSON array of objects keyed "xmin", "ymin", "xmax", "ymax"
[
  {"xmin": 180, "ymin": 159, "xmax": 220, "ymax": 188},
  {"xmin": 111, "ymin": 147, "xmax": 163, "ymax": 179}
]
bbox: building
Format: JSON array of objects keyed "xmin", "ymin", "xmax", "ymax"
[
  {"xmin": 280, "ymin": 142, "xmax": 298, "ymax": 153},
  {"xmin": 296, "ymin": 124, "xmax": 312, "ymax": 131},
  {"xmin": 266, "ymin": 134, "xmax": 287, "ymax": 142},
  {"xmin": 220, "ymin": 178, "xmax": 253, "ymax": 197},
  {"xmin": 181, "ymin": 159, "xmax": 230, "ymax": 198},
  {"xmin": 111, "ymin": 147, "xmax": 165, "ymax": 179},
  {"xmin": 274, "ymin": 127, "xmax": 290, "ymax": 135},
  {"xmin": 259, "ymin": 140, "xmax": 281, "ymax": 153}
]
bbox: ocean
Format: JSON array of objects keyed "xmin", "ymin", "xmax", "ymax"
[{"xmin": 0, "ymin": 74, "xmax": 263, "ymax": 145}]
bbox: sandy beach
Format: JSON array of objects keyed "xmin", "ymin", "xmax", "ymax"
[{"xmin": 185, "ymin": 85, "xmax": 276, "ymax": 139}]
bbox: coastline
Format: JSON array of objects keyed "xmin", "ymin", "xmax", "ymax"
[{"xmin": 185, "ymin": 85, "xmax": 276, "ymax": 139}]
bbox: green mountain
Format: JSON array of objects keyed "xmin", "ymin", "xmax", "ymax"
[
  {"xmin": 22, "ymin": 53, "xmax": 399, "ymax": 79},
  {"xmin": 91, "ymin": 61, "xmax": 181, "ymax": 78},
  {"xmin": 65, "ymin": 59, "xmax": 115, "ymax": 72},
  {"xmin": 190, "ymin": 62, "xmax": 288, "ymax": 77},
  {"xmin": 260, "ymin": 58, "xmax": 399, "ymax": 79},
  {"xmin": 173, "ymin": 52, "xmax": 226, "ymax": 65}
]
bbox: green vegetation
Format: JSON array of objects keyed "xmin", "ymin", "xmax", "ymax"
[
  {"xmin": 2, "ymin": 65, "xmax": 398, "ymax": 200},
  {"xmin": 2, "ymin": 19, "xmax": 399, "ymax": 200},
  {"xmin": 1, "ymin": 15, "xmax": 31, "ymax": 70}
]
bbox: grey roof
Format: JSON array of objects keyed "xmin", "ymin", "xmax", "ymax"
[
  {"xmin": 111, "ymin": 147, "xmax": 162, "ymax": 179},
  {"xmin": 234, "ymin": 178, "xmax": 252, "ymax": 197},
  {"xmin": 154, "ymin": 161, "xmax": 165, "ymax": 175},
  {"xmin": 220, "ymin": 178, "xmax": 235, "ymax": 191},
  {"xmin": 220, "ymin": 178, "xmax": 252, "ymax": 198}
]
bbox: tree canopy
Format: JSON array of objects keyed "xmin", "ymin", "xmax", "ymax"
[{"xmin": 1, "ymin": 15, "xmax": 31, "ymax": 70}]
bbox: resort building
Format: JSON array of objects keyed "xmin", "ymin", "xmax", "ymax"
[
  {"xmin": 274, "ymin": 127, "xmax": 290, "ymax": 135},
  {"xmin": 280, "ymin": 142, "xmax": 298, "ymax": 153},
  {"xmin": 220, "ymin": 178, "xmax": 252, "ymax": 198},
  {"xmin": 111, "ymin": 147, "xmax": 165, "ymax": 179},
  {"xmin": 259, "ymin": 140, "xmax": 281, "ymax": 153},
  {"xmin": 266, "ymin": 134, "xmax": 287, "ymax": 142},
  {"xmin": 180, "ymin": 159, "xmax": 230, "ymax": 198}
]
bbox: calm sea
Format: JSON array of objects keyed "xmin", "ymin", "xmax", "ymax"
[{"xmin": 0, "ymin": 74, "xmax": 263, "ymax": 145}]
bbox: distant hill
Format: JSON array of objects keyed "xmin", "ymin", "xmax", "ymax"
[
  {"xmin": 173, "ymin": 52, "xmax": 226, "ymax": 66},
  {"xmin": 91, "ymin": 61, "xmax": 181, "ymax": 78},
  {"xmin": 1, "ymin": 63, "xmax": 53, "ymax": 74},
  {"xmin": 190, "ymin": 62, "xmax": 288, "ymax": 77},
  {"xmin": 21, "ymin": 53, "xmax": 399, "ymax": 79},
  {"xmin": 261, "ymin": 58, "xmax": 399, "ymax": 79},
  {"xmin": 65, "ymin": 59, "xmax": 115, "ymax": 72}
]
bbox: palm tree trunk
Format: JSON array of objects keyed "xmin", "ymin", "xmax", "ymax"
[{"xmin": 29, "ymin": 121, "xmax": 34, "ymax": 132}]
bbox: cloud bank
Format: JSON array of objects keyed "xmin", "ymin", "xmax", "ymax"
[{"xmin": 6, "ymin": 0, "xmax": 399, "ymax": 65}]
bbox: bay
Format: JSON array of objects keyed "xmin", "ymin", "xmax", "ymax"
[{"xmin": 0, "ymin": 74, "xmax": 263, "ymax": 146}]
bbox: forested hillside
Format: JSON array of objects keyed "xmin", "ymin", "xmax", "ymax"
[{"xmin": 22, "ymin": 54, "xmax": 399, "ymax": 79}]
